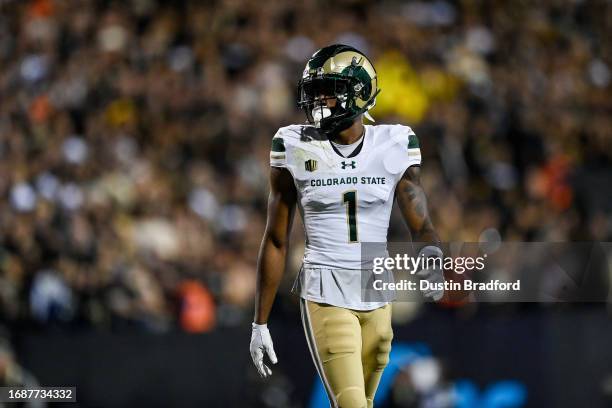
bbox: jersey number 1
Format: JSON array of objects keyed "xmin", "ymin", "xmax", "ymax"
[{"xmin": 342, "ymin": 191, "xmax": 358, "ymax": 242}]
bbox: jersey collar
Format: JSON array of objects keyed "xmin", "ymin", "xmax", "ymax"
[{"xmin": 327, "ymin": 126, "xmax": 367, "ymax": 159}]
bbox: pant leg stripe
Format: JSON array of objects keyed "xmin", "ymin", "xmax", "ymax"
[{"xmin": 300, "ymin": 298, "xmax": 338, "ymax": 408}]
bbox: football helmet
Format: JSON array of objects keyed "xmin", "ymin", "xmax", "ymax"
[{"xmin": 297, "ymin": 44, "xmax": 380, "ymax": 134}]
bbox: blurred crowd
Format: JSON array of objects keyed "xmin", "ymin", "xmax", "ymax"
[{"xmin": 0, "ymin": 0, "xmax": 610, "ymax": 331}]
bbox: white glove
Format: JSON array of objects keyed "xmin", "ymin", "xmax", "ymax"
[
  {"xmin": 417, "ymin": 246, "xmax": 445, "ymax": 301},
  {"xmin": 250, "ymin": 323, "xmax": 278, "ymax": 378}
]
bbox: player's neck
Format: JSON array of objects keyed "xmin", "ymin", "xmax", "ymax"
[{"xmin": 331, "ymin": 120, "xmax": 364, "ymax": 145}]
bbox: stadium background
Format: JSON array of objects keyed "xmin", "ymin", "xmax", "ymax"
[{"xmin": 0, "ymin": 0, "xmax": 611, "ymax": 407}]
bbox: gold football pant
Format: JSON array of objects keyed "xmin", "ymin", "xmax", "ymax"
[{"xmin": 300, "ymin": 299, "xmax": 393, "ymax": 408}]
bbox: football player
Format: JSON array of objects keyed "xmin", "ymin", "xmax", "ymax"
[{"xmin": 250, "ymin": 44, "xmax": 443, "ymax": 408}]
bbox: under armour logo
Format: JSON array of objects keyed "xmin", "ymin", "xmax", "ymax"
[{"xmin": 341, "ymin": 161, "xmax": 356, "ymax": 169}]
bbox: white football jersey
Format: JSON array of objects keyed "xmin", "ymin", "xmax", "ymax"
[{"xmin": 270, "ymin": 124, "xmax": 421, "ymax": 309}]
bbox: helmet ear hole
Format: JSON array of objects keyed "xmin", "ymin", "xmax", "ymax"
[{"xmin": 353, "ymin": 83, "xmax": 365, "ymax": 99}]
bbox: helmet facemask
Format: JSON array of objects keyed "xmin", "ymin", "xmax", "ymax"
[{"xmin": 297, "ymin": 75, "xmax": 355, "ymax": 133}]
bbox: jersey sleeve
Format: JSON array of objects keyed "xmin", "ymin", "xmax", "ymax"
[
  {"xmin": 406, "ymin": 129, "xmax": 422, "ymax": 167},
  {"xmin": 269, "ymin": 130, "xmax": 287, "ymax": 168}
]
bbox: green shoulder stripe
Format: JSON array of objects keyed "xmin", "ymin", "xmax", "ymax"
[
  {"xmin": 408, "ymin": 134, "xmax": 420, "ymax": 149},
  {"xmin": 271, "ymin": 137, "xmax": 286, "ymax": 152}
]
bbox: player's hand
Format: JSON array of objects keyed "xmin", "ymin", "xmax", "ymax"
[
  {"xmin": 416, "ymin": 246, "xmax": 445, "ymax": 301},
  {"xmin": 250, "ymin": 323, "xmax": 278, "ymax": 378},
  {"xmin": 416, "ymin": 267, "xmax": 444, "ymax": 301}
]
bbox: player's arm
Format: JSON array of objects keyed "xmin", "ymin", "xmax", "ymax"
[
  {"xmin": 250, "ymin": 166, "xmax": 296, "ymax": 377},
  {"xmin": 254, "ymin": 166, "xmax": 297, "ymax": 324},
  {"xmin": 395, "ymin": 165, "xmax": 439, "ymax": 245},
  {"xmin": 396, "ymin": 165, "xmax": 445, "ymax": 300}
]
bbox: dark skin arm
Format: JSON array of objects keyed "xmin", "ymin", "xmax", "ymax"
[
  {"xmin": 254, "ymin": 167, "xmax": 297, "ymax": 324},
  {"xmin": 395, "ymin": 165, "xmax": 440, "ymax": 245}
]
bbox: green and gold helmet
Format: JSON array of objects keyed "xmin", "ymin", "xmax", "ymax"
[{"xmin": 297, "ymin": 44, "xmax": 380, "ymax": 134}]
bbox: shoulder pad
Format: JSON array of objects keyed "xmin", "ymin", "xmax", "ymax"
[
  {"xmin": 388, "ymin": 124, "xmax": 421, "ymax": 167},
  {"xmin": 270, "ymin": 125, "xmax": 305, "ymax": 168}
]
